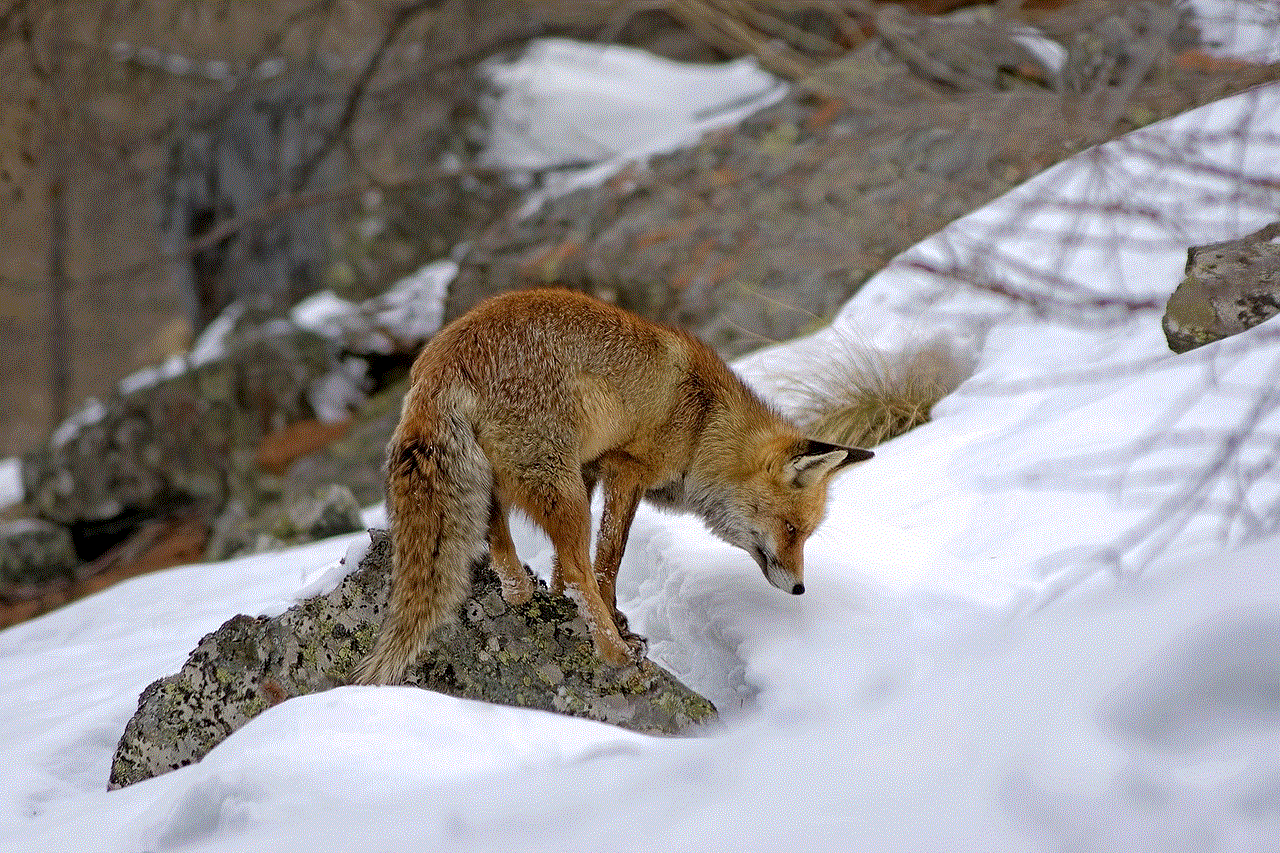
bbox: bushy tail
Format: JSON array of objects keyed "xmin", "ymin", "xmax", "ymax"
[{"xmin": 351, "ymin": 403, "xmax": 491, "ymax": 685}]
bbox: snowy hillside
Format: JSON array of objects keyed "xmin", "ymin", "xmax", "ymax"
[{"xmin": 3, "ymin": 18, "xmax": 1280, "ymax": 853}]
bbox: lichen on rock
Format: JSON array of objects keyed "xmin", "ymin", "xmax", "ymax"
[{"xmin": 108, "ymin": 528, "xmax": 717, "ymax": 789}]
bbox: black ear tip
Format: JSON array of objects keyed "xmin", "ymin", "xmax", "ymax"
[{"xmin": 803, "ymin": 439, "xmax": 874, "ymax": 459}]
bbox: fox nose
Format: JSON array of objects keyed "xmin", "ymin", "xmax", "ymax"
[{"xmin": 791, "ymin": 583, "xmax": 804, "ymax": 595}]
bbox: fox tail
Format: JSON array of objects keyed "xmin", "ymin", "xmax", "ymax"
[{"xmin": 351, "ymin": 401, "xmax": 491, "ymax": 685}]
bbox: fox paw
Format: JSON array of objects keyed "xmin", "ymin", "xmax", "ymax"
[
  {"xmin": 594, "ymin": 630, "xmax": 648, "ymax": 668},
  {"xmin": 620, "ymin": 629, "xmax": 648, "ymax": 659},
  {"xmin": 499, "ymin": 579, "xmax": 534, "ymax": 606},
  {"xmin": 608, "ymin": 610, "xmax": 647, "ymax": 659}
]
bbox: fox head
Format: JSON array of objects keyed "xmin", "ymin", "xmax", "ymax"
[{"xmin": 698, "ymin": 435, "xmax": 873, "ymax": 595}]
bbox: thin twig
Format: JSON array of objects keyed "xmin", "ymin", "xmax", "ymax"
[{"xmin": 292, "ymin": 0, "xmax": 441, "ymax": 191}]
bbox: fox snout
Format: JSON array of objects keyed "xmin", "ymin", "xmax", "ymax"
[
  {"xmin": 770, "ymin": 567, "xmax": 805, "ymax": 595},
  {"xmin": 750, "ymin": 544, "xmax": 805, "ymax": 595}
]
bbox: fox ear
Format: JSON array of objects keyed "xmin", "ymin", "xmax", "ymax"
[{"xmin": 785, "ymin": 440, "xmax": 874, "ymax": 488}]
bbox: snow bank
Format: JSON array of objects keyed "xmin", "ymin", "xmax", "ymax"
[
  {"xmin": 482, "ymin": 38, "xmax": 784, "ymax": 172},
  {"xmin": 1188, "ymin": 0, "xmax": 1280, "ymax": 63}
]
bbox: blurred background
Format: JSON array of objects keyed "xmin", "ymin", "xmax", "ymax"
[{"xmin": 3, "ymin": 0, "xmax": 1274, "ymax": 455}]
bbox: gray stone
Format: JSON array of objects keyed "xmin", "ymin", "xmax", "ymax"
[
  {"xmin": 805, "ymin": 42, "xmax": 903, "ymax": 95},
  {"xmin": 204, "ymin": 501, "xmax": 281, "ymax": 561},
  {"xmin": 444, "ymin": 0, "xmax": 1243, "ymax": 363},
  {"xmin": 23, "ymin": 322, "xmax": 335, "ymax": 531},
  {"xmin": 205, "ymin": 484, "xmax": 365, "ymax": 561},
  {"xmin": 284, "ymin": 376, "xmax": 407, "ymax": 507},
  {"xmin": 109, "ymin": 530, "xmax": 717, "ymax": 788},
  {"xmin": 287, "ymin": 484, "xmax": 364, "ymax": 541},
  {"xmin": 0, "ymin": 519, "xmax": 79, "ymax": 587},
  {"xmin": 161, "ymin": 69, "xmax": 350, "ymax": 332},
  {"xmin": 1163, "ymin": 223, "xmax": 1280, "ymax": 353},
  {"xmin": 1062, "ymin": 1, "xmax": 1197, "ymax": 95},
  {"xmin": 922, "ymin": 129, "xmax": 982, "ymax": 179}
]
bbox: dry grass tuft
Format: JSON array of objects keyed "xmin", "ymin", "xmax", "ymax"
[{"xmin": 787, "ymin": 338, "xmax": 970, "ymax": 448}]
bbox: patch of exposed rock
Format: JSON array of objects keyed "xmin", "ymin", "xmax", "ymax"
[
  {"xmin": 0, "ymin": 519, "xmax": 78, "ymax": 588},
  {"xmin": 108, "ymin": 529, "xmax": 716, "ymax": 789},
  {"xmin": 204, "ymin": 483, "xmax": 365, "ymax": 561},
  {"xmin": 1163, "ymin": 222, "xmax": 1280, "ymax": 353},
  {"xmin": 22, "ymin": 321, "xmax": 335, "ymax": 533}
]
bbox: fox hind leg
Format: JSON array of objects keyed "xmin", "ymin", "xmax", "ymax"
[
  {"xmin": 487, "ymin": 491, "xmax": 534, "ymax": 606},
  {"xmin": 515, "ymin": 471, "xmax": 634, "ymax": 667}
]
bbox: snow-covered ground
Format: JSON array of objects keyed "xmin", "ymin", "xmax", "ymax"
[{"xmin": 4, "ymin": 14, "xmax": 1280, "ymax": 853}]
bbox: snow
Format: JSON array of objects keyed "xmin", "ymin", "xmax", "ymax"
[
  {"xmin": 293, "ymin": 261, "xmax": 457, "ymax": 420},
  {"xmin": 290, "ymin": 261, "xmax": 455, "ymax": 353},
  {"xmin": 482, "ymin": 38, "xmax": 784, "ymax": 172},
  {"xmin": 1008, "ymin": 28, "xmax": 1069, "ymax": 76},
  {"xmin": 1186, "ymin": 0, "xmax": 1280, "ymax": 63},
  {"xmin": 481, "ymin": 38, "xmax": 786, "ymax": 212},
  {"xmin": 0, "ymin": 457, "xmax": 21, "ymax": 509},
  {"xmin": 289, "ymin": 290, "xmax": 360, "ymax": 333},
  {"xmin": 4, "ymin": 23, "xmax": 1280, "ymax": 853}
]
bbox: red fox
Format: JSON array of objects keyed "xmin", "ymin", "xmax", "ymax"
[{"xmin": 352, "ymin": 289, "xmax": 872, "ymax": 684}]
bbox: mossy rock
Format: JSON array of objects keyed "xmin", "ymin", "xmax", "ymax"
[{"xmin": 109, "ymin": 529, "xmax": 716, "ymax": 788}]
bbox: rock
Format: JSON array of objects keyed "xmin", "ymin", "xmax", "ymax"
[
  {"xmin": 805, "ymin": 42, "xmax": 902, "ymax": 94},
  {"xmin": 869, "ymin": 4, "xmax": 1063, "ymax": 92},
  {"xmin": 1055, "ymin": 0, "xmax": 1198, "ymax": 94},
  {"xmin": 205, "ymin": 484, "xmax": 365, "ymax": 561},
  {"xmin": 283, "ymin": 376, "xmax": 408, "ymax": 507},
  {"xmin": 109, "ymin": 529, "xmax": 716, "ymax": 788},
  {"xmin": 1163, "ymin": 222, "xmax": 1280, "ymax": 353},
  {"xmin": 0, "ymin": 519, "xmax": 79, "ymax": 587},
  {"xmin": 162, "ymin": 68, "xmax": 350, "ymax": 332},
  {"xmin": 23, "ymin": 321, "xmax": 336, "ymax": 534},
  {"xmin": 20, "ymin": 281, "xmax": 407, "ymax": 574},
  {"xmin": 445, "ymin": 0, "xmax": 1264, "ymax": 362},
  {"xmin": 287, "ymin": 484, "xmax": 365, "ymax": 542},
  {"xmin": 253, "ymin": 418, "xmax": 353, "ymax": 477},
  {"xmin": 204, "ymin": 500, "xmax": 287, "ymax": 561}
]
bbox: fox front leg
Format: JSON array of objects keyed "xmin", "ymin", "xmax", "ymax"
[{"xmin": 594, "ymin": 460, "xmax": 647, "ymax": 654}]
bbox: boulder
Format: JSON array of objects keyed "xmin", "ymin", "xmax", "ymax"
[
  {"xmin": 162, "ymin": 68, "xmax": 349, "ymax": 332},
  {"xmin": 205, "ymin": 484, "xmax": 366, "ymax": 561},
  {"xmin": 22, "ymin": 322, "xmax": 335, "ymax": 533},
  {"xmin": 0, "ymin": 519, "xmax": 79, "ymax": 588},
  {"xmin": 109, "ymin": 529, "xmax": 716, "ymax": 788},
  {"xmin": 1163, "ymin": 222, "xmax": 1280, "ymax": 353}
]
